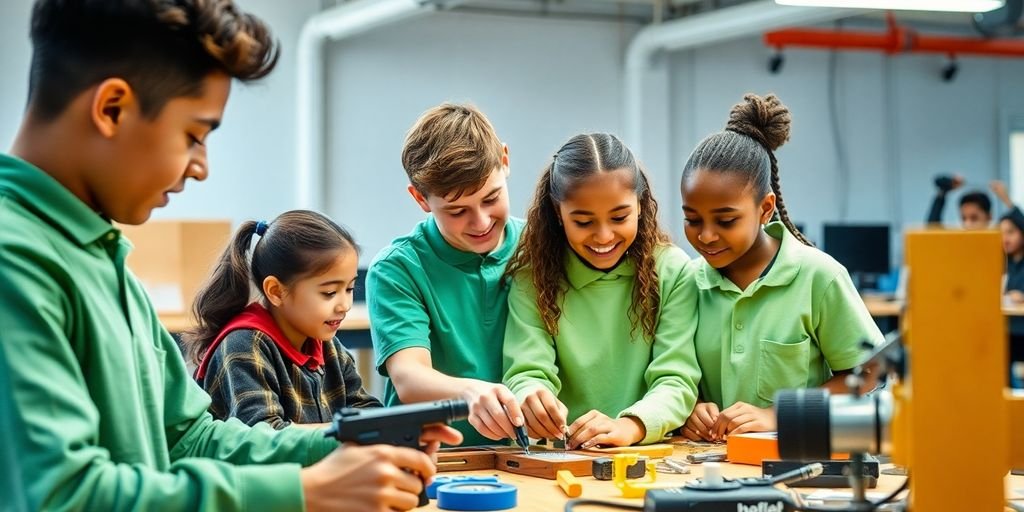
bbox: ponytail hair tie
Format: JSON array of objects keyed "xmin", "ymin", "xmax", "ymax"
[{"xmin": 255, "ymin": 220, "xmax": 269, "ymax": 237}]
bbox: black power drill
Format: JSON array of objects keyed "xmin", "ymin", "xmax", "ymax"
[{"xmin": 323, "ymin": 399, "xmax": 469, "ymax": 507}]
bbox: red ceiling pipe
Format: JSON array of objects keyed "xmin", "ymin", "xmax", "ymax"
[
  {"xmin": 764, "ymin": 13, "xmax": 1024, "ymax": 58},
  {"xmin": 764, "ymin": 28, "xmax": 910, "ymax": 54},
  {"xmin": 911, "ymin": 34, "xmax": 1024, "ymax": 57}
]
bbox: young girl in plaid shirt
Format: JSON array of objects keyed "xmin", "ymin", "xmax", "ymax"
[{"xmin": 185, "ymin": 210, "xmax": 381, "ymax": 428}]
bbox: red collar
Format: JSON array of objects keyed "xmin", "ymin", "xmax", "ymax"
[{"xmin": 195, "ymin": 303, "xmax": 325, "ymax": 380}]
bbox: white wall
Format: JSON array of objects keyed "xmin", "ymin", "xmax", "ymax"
[
  {"xmin": 0, "ymin": 0, "xmax": 320, "ymax": 226},
  {"xmin": 669, "ymin": 29, "xmax": 1024, "ymax": 262},
  {"xmin": 158, "ymin": 0, "xmax": 321, "ymax": 224},
  {"xmin": 322, "ymin": 13, "xmax": 1024, "ymax": 264},
  {"xmin": 4, "ymin": 3, "xmax": 1024, "ymax": 267},
  {"xmin": 0, "ymin": 0, "xmax": 34, "ymax": 149},
  {"xmin": 323, "ymin": 11, "xmax": 640, "ymax": 259}
]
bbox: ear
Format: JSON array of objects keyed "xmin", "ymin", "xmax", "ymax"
[
  {"xmin": 407, "ymin": 184, "xmax": 432, "ymax": 213},
  {"xmin": 759, "ymin": 192, "xmax": 777, "ymax": 225},
  {"xmin": 262, "ymin": 275, "xmax": 287, "ymax": 307},
  {"xmin": 501, "ymin": 143, "xmax": 510, "ymax": 176},
  {"xmin": 89, "ymin": 78, "xmax": 136, "ymax": 138}
]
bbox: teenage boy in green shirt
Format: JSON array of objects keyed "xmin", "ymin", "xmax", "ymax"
[
  {"xmin": 0, "ymin": 2, "xmax": 457, "ymax": 510},
  {"xmin": 368, "ymin": 103, "xmax": 526, "ymax": 446}
]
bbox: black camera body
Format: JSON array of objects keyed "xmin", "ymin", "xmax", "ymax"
[
  {"xmin": 644, "ymin": 483, "xmax": 795, "ymax": 512},
  {"xmin": 323, "ymin": 399, "xmax": 469, "ymax": 507}
]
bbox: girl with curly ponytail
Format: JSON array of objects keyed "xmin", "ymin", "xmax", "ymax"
[
  {"xmin": 679, "ymin": 94, "xmax": 883, "ymax": 442},
  {"xmin": 503, "ymin": 133, "xmax": 700, "ymax": 450}
]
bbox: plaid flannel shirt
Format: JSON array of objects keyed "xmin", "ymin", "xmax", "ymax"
[{"xmin": 200, "ymin": 329, "xmax": 381, "ymax": 428}]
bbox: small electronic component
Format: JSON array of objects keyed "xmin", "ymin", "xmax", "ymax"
[
  {"xmin": 686, "ymin": 451, "xmax": 727, "ymax": 464},
  {"xmin": 593, "ymin": 456, "xmax": 647, "ymax": 480}
]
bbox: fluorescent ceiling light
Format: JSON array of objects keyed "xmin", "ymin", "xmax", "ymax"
[{"xmin": 775, "ymin": 0, "xmax": 1004, "ymax": 12}]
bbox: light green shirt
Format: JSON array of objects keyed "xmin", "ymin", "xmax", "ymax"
[
  {"xmin": 693, "ymin": 222, "xmax": 883, "ymax": 409},
  {"xmin": 367, "ymin": 216, "xmax": 525, "ymax": 446},
  {"xmin": 0, "ymin": 154, "xmax": 336, "ymax": 511},
  {"xmin": 503, "ymin": 245, "xmax": 700, "ymax": 444}
]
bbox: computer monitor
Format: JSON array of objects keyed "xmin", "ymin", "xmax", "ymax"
[{"xmin": 822, "ymin": 224, "xmax": 891, "ymax": 290}]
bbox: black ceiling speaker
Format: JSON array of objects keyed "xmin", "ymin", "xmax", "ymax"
[{"xmin": 974, "ymin": 0, "xmax": 1024, "ymax": 37}]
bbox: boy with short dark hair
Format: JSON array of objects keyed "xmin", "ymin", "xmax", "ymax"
[{"xmin": 0, "ymin": 2, "xmax": 456, "ymax": 510}]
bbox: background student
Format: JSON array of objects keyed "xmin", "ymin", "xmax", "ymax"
[
  {"xmin": 926, "ymin": 173, "xmax": 993, "ymax": 229},
  {"xmin": 991, "ymin": 181, "xmax": 1024, "ymax": 379}
]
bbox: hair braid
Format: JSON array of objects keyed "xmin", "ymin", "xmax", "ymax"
[{"xmin": 768, "ymin": 152, "xmax": 813, "ymax": 246}]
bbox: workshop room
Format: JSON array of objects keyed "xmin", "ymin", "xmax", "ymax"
[{"xmin": 0, "ymin": 0, "xmax": 1022, "ymax": 510}]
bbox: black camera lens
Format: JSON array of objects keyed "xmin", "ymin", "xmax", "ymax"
[
  {"xmin": 444, "ymin": 399, "xmax": 470, "ymax": 420},
  {"xmin": 776, "ymin": 388, "xmax": 833, "ymax": 460},
  {"xmin": 776, "ymin": 388, "xmax": 892, "ymax": 460}
]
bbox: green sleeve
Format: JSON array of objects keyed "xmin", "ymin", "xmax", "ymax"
[
  {"xmin": 502, "ymin": 274, "xmax": 561, "ymax": 401},
  {"xmin": 813, "ymin": 268, "xmax": 884, "ymax": 372},
  {"xmin": 147, "ymin": 277, "xmax": 340, "ymax": 465},
  {"xmin": 0, "ymin": 241, "xmax": 334, "ymax": 511},
  {"xmin": 367, "ymin": 256, "xmax": 431, "ymax": 375},
  {"xmin": 619, "ymin": 248, "xmax": 702, "ymax": 444}
]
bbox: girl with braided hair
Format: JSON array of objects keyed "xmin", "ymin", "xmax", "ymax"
[
  {"xmin": 503, "ymin": 133, "xmax": 700, "ymax": 449},
  {"xmin": 679, "ymin": 94, "xmax": 882, "ymax": 441}
]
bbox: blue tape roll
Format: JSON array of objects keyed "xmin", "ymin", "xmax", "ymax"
[
  {"xmin": 426, "ymin": 475, "xmax": 500, "ymax": 499},
  {"xmin": 436, "ymin": 482, "xmax": 517, "ymax": 511}
]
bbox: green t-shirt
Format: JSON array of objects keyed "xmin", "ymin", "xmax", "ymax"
[
  {"xmin": 367, "ymin": 216, "xmax": 525, "ymax": 446},
  {"xmin": 503, "ymin": 245, "xmax": 700, "ymax": 444},
  {"xmin": 0, "ymin": 154, "xmax": 335, "ymax": 511},
  {"xmin": 692, "ymin": 221, "xmax": 883, "ymax": 409}
]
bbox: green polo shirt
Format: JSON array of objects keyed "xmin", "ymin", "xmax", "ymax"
[
  {"xmin": 502, "ymin": 245, "xmax": 700, "ymax": 444},
  {"xmin": 693, "ymin": 222, "xmax": 883, "ymax": 409},
  {"xmin": 367, "ymin": 216, "xmax": 525, "ymax": 446},
  {"xmin": 0, "ymin": 154, "xmax": 336, "ymax": 511}
]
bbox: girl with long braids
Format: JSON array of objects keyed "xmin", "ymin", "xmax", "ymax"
[
  {"xmin": 503, "ymin": 133, "xmax": 700, "ymax": 449},
  {"xmin": 679, "ymin": 94, "xmax": 882, "ymax": 441}
]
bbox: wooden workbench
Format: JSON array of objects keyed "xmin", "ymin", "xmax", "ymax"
[
  {"xmin": 862, "ymin": 295, "xmax": 1024, "ymax": 318},
  {"xmin": 422, "ymin": 442, "xmax": 1024, "ymax": 511}
]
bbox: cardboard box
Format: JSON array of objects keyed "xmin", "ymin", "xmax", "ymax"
[{"xmin": 118, "ymin": 220, "xmax": 233, "ymax": 314}]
